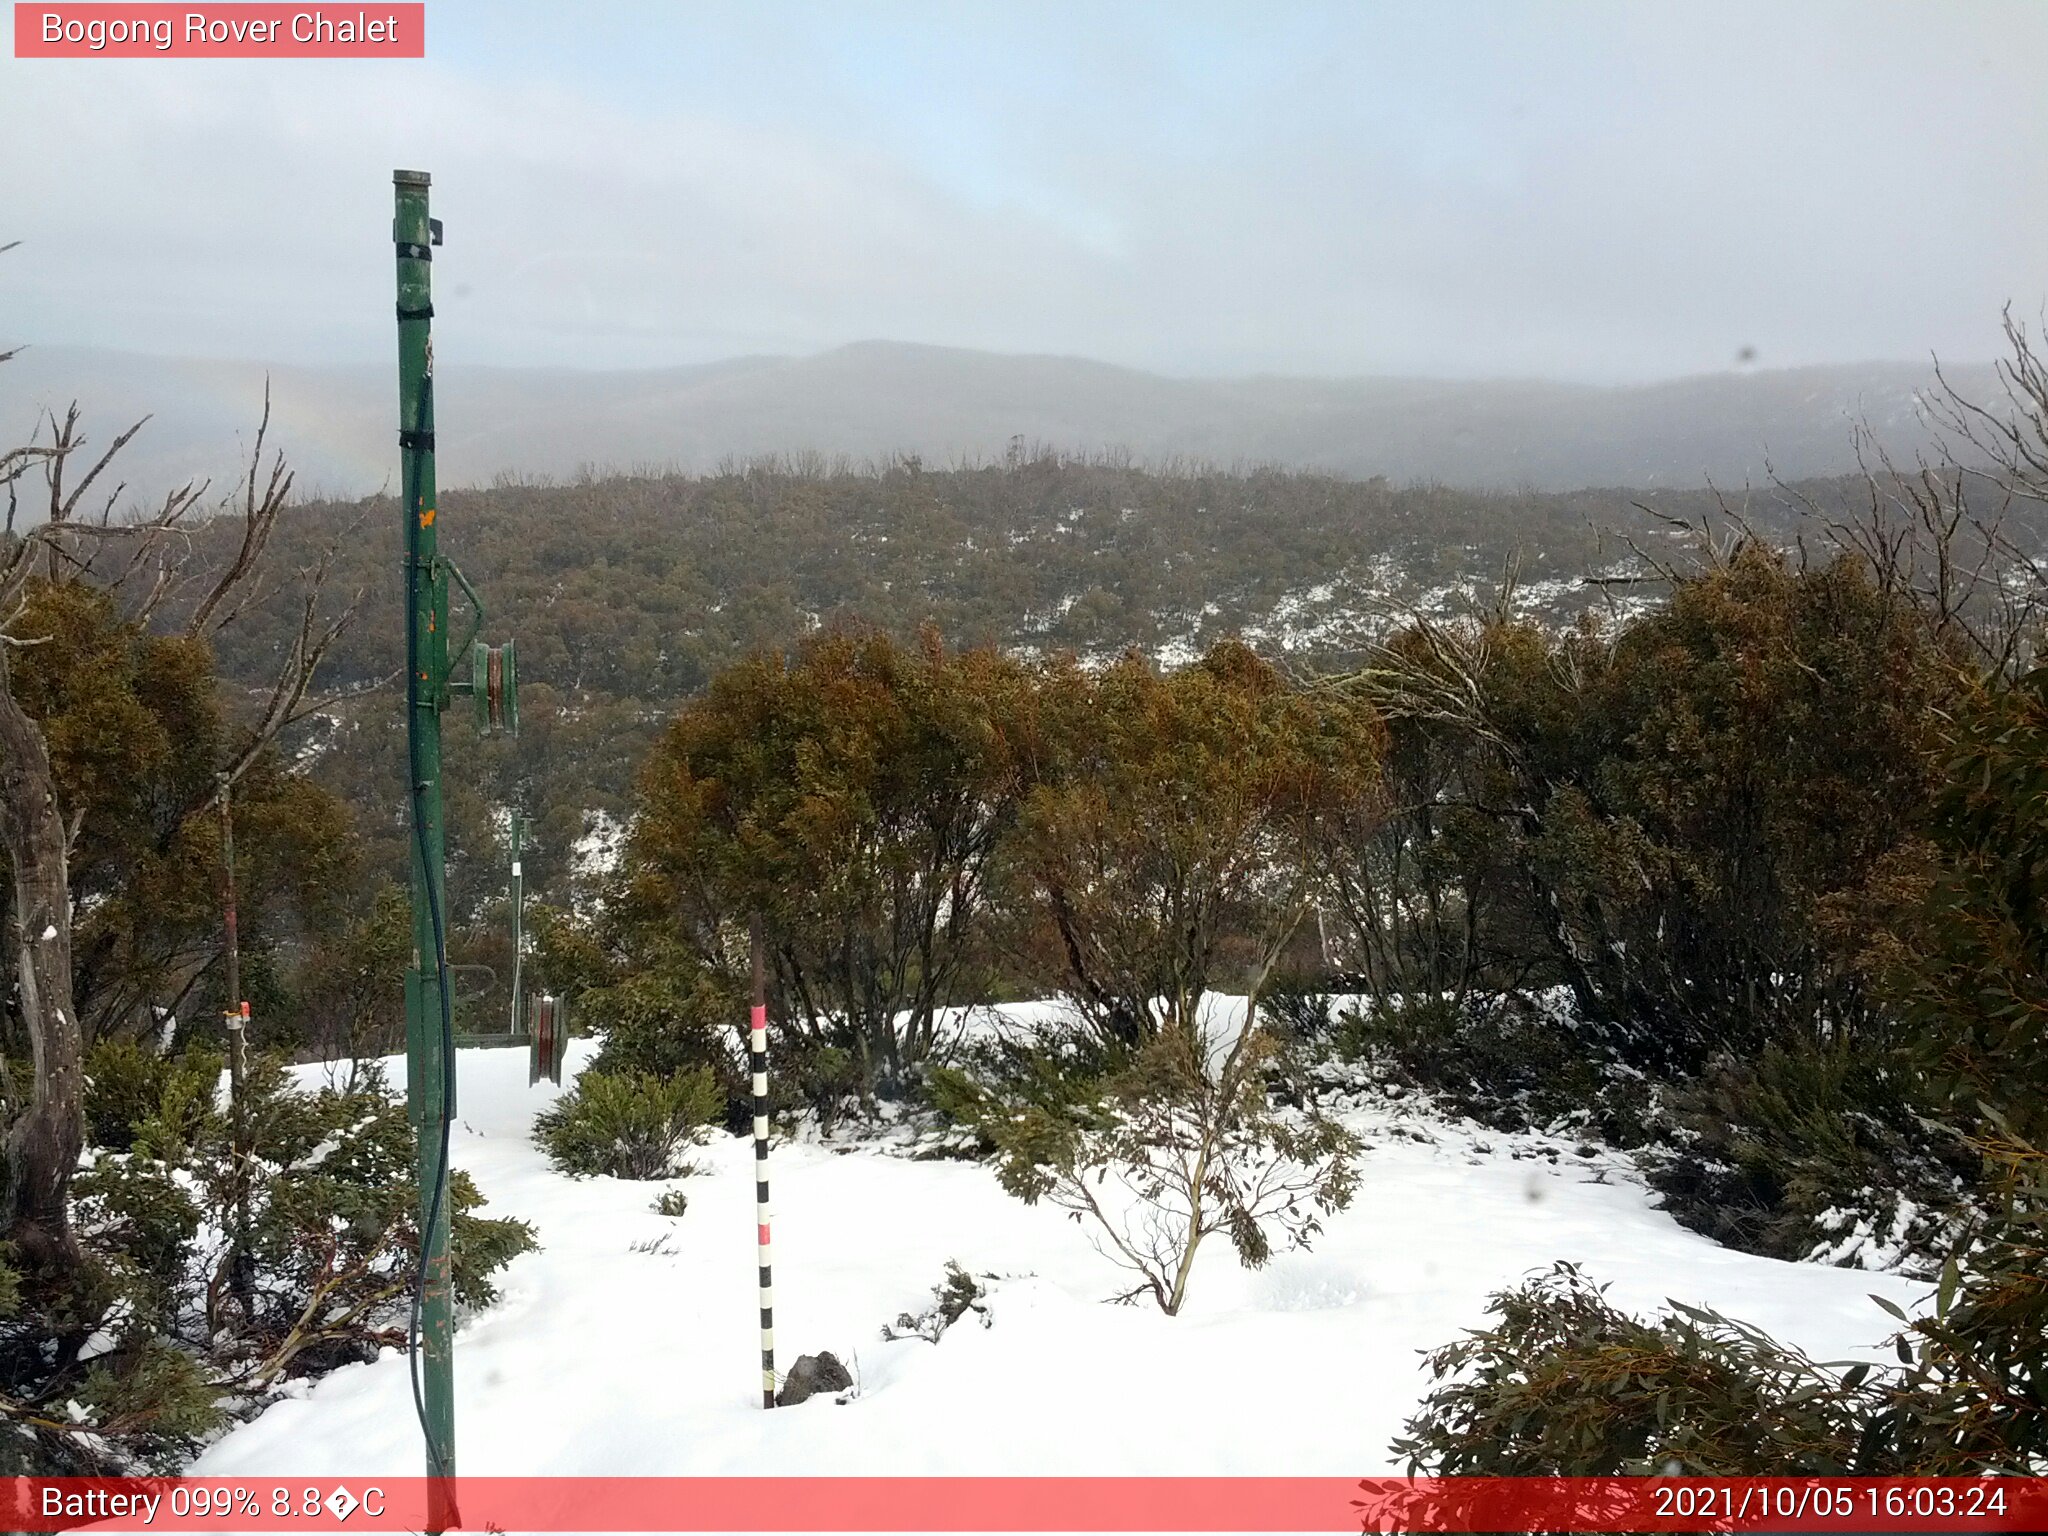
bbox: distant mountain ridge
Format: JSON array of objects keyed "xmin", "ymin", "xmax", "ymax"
[{"xmin": 0, "ymin": 340, "xmax": 1994, "ymax": 504}]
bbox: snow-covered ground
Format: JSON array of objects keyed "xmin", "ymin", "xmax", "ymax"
[{"xmin": 196, "ymin": 1028, "xmax": 1926, "ymax": 1479}]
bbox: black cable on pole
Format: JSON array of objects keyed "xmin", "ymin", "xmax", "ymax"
[{"xmin": 402, "ymin": 371, "xmax": 456, "ymax": 1482}]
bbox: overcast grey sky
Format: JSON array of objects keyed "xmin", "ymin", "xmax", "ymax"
[{"xmin": 3, "ymin": 0, "xmax": 2044, "ymax": 383}]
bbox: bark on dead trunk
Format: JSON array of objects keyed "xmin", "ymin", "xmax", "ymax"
[{"xmin": 0, "ymin": 650, "xmax": 84, "ymax": 1278}]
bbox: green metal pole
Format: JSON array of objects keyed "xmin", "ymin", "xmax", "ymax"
[{"xmin": 393, "ymin": 168, "xmax": 456, "ymax": 1509}]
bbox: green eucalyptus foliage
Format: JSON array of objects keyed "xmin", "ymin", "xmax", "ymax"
[
  {"xmin": 71, "ymin": 1158, "xmax": 200, "ymax": 1321},
  {"xmin": 83, "ymin": 1040, "xmax": 223, "ymax": 1155},
  {"xmin": 996, "ymin": 640, "xmax": 1386, "ymax": 1050},
  {"xmin": 0, "ymin": 579, "xmax": 358, "ymax": 1058},
  {"xmin": 214, "ymin": 1060, "xmax": 536, "ymax": 1381},
  {"xmin": 1896, "ymin": 661, "xmax": 2048, "ymax": 1148},
  {"xmin": 1394, "ymin": 1260, "xmax": 1888, "ymax": 1475},
  {"xmin": 1359, "ymin": 548, "xmax": 1954, "ymax": 1077}
]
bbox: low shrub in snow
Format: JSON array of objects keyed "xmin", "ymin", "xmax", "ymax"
[
  {"xmin": 1644, "ymin": 1039, "xmax": 1980, "ymax": 1274},
  {"xmin": 6, "ymin": 1054, "xmax": 536, "ymax": 1473},
  {"xmin": 545, "ymin": 933, "xmax": 873, "ymax": 1132},
  {"xmin": 881, "ymin": 1260, "xmax": 991, "ymax": 1343},
  {"xmin": 580, "ymin": 964, "xmax": 746, "ymax": 1122},
  {"xmin": 222, "ymin": 1060, "xmax": 535, "ymax": 1384},
  {"xmin": 944, "ymin": 1019, "xmax": 1357, "ymax": 1316},
  {"xmin": 84, "ymin": 1038, "xmax": 224, "ymax": 1157},
  {"xmin": 1395, "ymin": 1260, "xmax": 1887, "ymax": 1475},
  {"xmin": 1255, "ymin": 975, "xmax": 1340, "ymax": 1062},
  {"xmin": 1398, "ymin": 1140, "xmax": 2048, "ymax": 1475},
  {"xmin": 534, "ymin": 1067, "xmax": 720, "ymax": 1180},
  {"xmin": 1324, "ymin": 989, "xmax": 1651, "ymax": 1144}
]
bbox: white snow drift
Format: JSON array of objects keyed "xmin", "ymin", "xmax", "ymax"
[{"xmin": 195, "ymin": 1022, "xmax": 1925, "ymax": 1478}]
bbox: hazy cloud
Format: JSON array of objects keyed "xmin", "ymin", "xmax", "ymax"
[{"xmin": 3, "ymin": 0, "xmax": 2044, "ymax": 382}]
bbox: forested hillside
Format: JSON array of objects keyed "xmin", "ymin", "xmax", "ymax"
[{"xmin": 191, "ymin": 455, "xmax": 1876, "ymax": 909}]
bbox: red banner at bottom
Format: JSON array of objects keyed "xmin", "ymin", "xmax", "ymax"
[{"xmin": 6, "ymin": 1476, "xmax": 2042, "ymax": 1532}]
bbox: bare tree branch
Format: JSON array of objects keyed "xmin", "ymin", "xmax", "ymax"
[{"xmin": 187, "ymin": 379, "xmax": 292, "ymax": 638}]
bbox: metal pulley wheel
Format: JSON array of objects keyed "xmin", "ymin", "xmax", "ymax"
[
  {"xmin": 528, "ymin": 992, "xmax": 567, "ymax": 1087},
  {"xmin": 472, "ymin": 639, "xmax": 518, "ymax": 736}
]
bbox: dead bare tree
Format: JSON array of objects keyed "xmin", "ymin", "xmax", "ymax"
[
  {"xmin": 1927, "ymin": 306, "xmax": 2048, "ymax": 508},
  {"xmin": 0, "ymin": 302, "xmax": 364, "ymax": 1280},
  {"xmin": 1768, "ymin": 430, "xmax": 2048, "ymax": 682},
  {"xmin": 1757, "ymin": 308, "xmax": 2048, "ymax": 682}
]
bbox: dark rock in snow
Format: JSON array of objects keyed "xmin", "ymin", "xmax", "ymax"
[{"xmin": 776, "ymin": 1351, "xmax": 854, "ymax": 1406}]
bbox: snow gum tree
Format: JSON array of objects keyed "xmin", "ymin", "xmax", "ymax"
[
  {"xmin": 996, "ymin": 638, "xmax": 1388, "ymax": 1047},
  {"xmin": 623, "ymin": 626, "xmax": 1029, "ymax": 1097},
  {"xmin": 1349, "ymin": 548, "xmax": 1955, "ymax": 1077}
]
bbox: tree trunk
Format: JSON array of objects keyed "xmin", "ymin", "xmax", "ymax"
[{"xmin": 0, "ymin": 653, "xmax": 84, "ymax": 1279}]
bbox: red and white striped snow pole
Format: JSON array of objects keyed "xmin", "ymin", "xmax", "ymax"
[{"xmin": 750, "ymin": 917, "xmax": 775, "ymax": 1408}]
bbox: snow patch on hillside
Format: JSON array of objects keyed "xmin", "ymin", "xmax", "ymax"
[{"xmin": 572, "ymin": 810, "xmax": 627, "ymax": 882}]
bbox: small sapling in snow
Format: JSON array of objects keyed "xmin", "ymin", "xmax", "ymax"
[
  {"xmin": 881, "ymin": 1261, "xmax": 993, "ymax": 1342},
  {"xmin": 951, "ymin": 1018, "xmax": 1359, "ymax": 1316}
]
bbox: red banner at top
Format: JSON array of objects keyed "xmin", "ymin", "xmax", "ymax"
[{"xmin": 13, "ymin": 4, "xmax": 425, "ymax": 57}]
